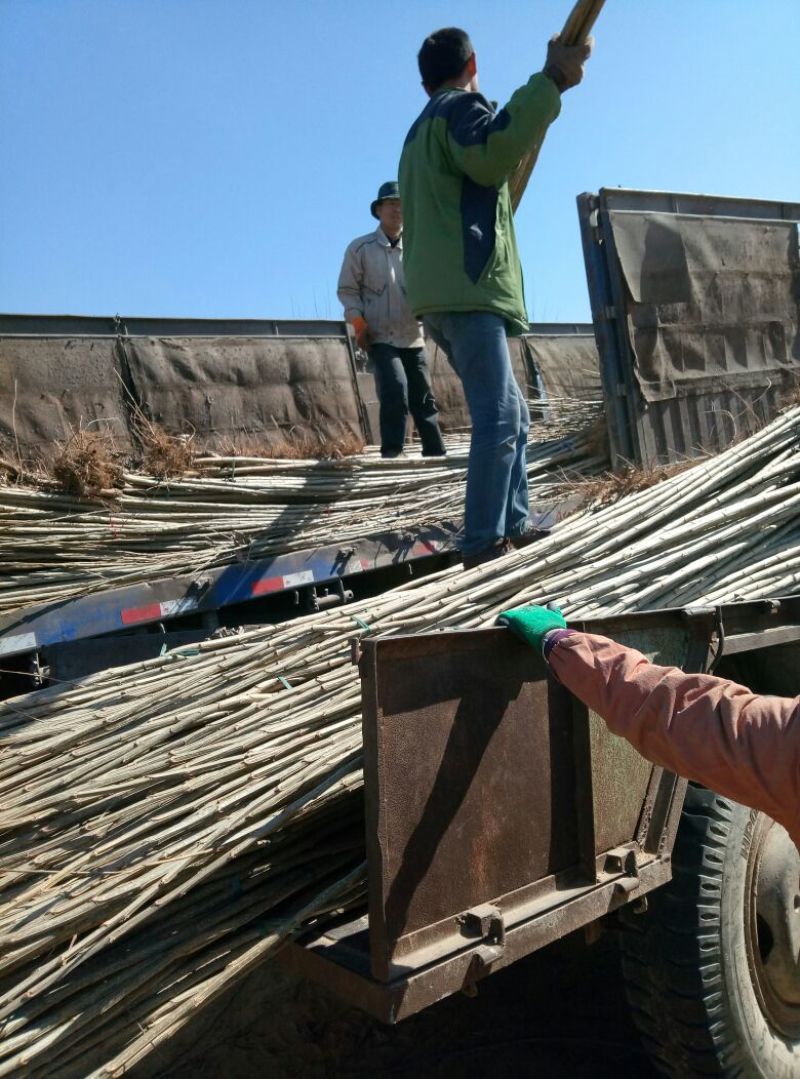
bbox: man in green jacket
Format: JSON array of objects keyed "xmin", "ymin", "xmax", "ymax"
[{"xmin": 399, "ymin": 27, "xmax": 591, "ymax": 568}]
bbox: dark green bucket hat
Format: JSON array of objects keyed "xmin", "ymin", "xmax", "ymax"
[{"xmin": 371, "ymin": 180, "xmax": 400, "ymax": 219}]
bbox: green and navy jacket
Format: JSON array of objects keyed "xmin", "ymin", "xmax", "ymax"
[{"xmin": 399, "ymin": 73, "xmax": 561, "ymax": 335}]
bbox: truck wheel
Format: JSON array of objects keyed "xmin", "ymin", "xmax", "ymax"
[{"xmin": 619, "ymin": 782, "xmax": 800, "ymax": 1077}]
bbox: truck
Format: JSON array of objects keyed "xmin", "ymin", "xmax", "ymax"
[
  {"xmin": 285, "ymin": 185, "xmax": 800, "ymax": 1079},
  {"xmin": 0, "ymin": 187, "xmax": 798, "ymax": 1077}
]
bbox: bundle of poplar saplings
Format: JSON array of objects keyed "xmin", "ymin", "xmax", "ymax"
[
  {"xmin": 0, "ymin": 423, "xmax": 603, "ymax": 617},
  {"xmin": 1, "ymin": 407, "xmax": 799, "ymax": 1076}
]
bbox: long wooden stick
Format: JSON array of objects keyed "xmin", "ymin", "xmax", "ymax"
[
  {"xmin": 561, "ymin": 0, "xmax": 607, "ymax": 45},
  {"xmin": 509, "ymin": 0, "xmax": 606, "ymax": 211}
]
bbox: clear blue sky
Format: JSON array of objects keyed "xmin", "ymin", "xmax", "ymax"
[{"xmin": 1, "ymin": 0, "xmax": 798, "ymax": 323}]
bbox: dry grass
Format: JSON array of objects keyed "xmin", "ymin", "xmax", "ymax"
[
  {"xmin": 777, "ymin": 377, "xmax": 800, "ymax": 411},
  {"xmin": 567, "ymin": 458, "xmax": 695, "ymax": 507},
  {"xmin": 217, "ymin": 429, "xmax": 366, "ymax": 461},
  {"xmin": 4, "ymin": 426, "xmax": 367, "ymax": 495},
  {"xmin": 51, "ymin": 429, "xmax": 124, "ymax": 498},
  {"xmin": 583, "ymin": 413, "xmax": 610, "ymax": 461},
  {"xmin": 0, "ymin": 436, "xmax": 45, "ymax": 486},
  {"xmin": 139, "ymin": 423, "xmax": 196, "ymax": 479},
  {"xmin": 0, "ymin": 455, "xmax": 30, "ymax": 483}
]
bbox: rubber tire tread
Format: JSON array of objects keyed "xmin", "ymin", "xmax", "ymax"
[{"xmin": 618, "ymin": 783, "xmax": 745, "ymax": 1077}]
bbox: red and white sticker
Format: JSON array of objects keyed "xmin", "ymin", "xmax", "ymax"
[
  {"xmin": 411, "ymin": 539, "xmax": 439, "ymax": 557},
  {"xmin": 251, "ymin": 569, "xmax": 314, "ymax": 597},
  {"xmin": 121, "ymin": 597, "xmax": 199, "ymax": 626}
]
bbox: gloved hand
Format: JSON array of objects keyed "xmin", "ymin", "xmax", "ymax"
[
  {"xmin": 543, "ymin": 34, "xmax": 593, "ymax": 93},
  {"xmin": 350, "ymin": 315, "xmax": 371, "ymax": 351},
  {"xmin": 497, "ymin": 604, "xmax": 567, "ymax": 654}
]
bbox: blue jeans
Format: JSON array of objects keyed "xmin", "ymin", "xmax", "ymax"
[{"xmin": 424, "ymin": 312, "xmax": 530, "ymax": 554}]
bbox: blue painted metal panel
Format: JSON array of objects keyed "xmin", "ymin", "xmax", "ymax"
[{"xmin": 0, "ymin": 523, "xmax": 460, "ymax": 660}]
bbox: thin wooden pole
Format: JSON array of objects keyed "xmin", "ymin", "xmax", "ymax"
[{"xmin": 509, "ymin": 0, "xmax": 607, "ymax": 211}]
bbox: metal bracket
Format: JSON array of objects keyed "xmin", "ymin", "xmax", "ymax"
[
  {"xmin": 460, "ymin": 904, "xmax": 506, "ymax": 997},
  {"xmin": 306, "ymin": 579, "xmax": 354, "ymax": 613},
  {"xmin": 460, "ymin": 903, "xmax": 506, "ymax": 948},
  {"xmin": 708, "ymin": 607, "xmax": 726, "ymax": 673},
  {"xmin": 604, "ymin": 846, "xmax": 641, "ymax": 895},
  {"xmin": 28, "ymin": 651, "xmax": 45, "ymax": 689},
  {"xmin": 680, "ymin": 605, "xmax": 720, "ymax": 674},
  {"xmin": 350, "ymin": 637, "xmax": 363, "ymax": 665}
]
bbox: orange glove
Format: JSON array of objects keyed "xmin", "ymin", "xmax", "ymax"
[{"xmin": 350, "ymin": 315, "xmax": 371, "ymax": 351}]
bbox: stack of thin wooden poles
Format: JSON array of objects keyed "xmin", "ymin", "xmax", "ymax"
[
  {"xmin": 0, "ymin": 426, "xmax": 604, "ymax": 615},
  {"xmin": 530, "ymin": 394, "xmax": 604, "ymax": 440},
  {"xmin": 508, "ymin": 0, "xmax": 606, "ymax": 211},
  {"xmin": 1, "ymin": 406, "xmax": 799, "ymax": 1076}
]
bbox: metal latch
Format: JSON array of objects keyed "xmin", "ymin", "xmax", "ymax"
[
  {"xmin": 461, "ymin": 903, "xmax": 505, "ymax": 946},
  {"xmin": 604, "ymin": 846, "xmax": 641, "ymax": 895},
  {"xmin": 460, "ymin": 904, "xmax": 506, "ymax": 997}
]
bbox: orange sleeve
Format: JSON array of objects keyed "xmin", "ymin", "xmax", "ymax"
[{"xmin": 548, "ymin": 631, "xmax": 800, "ymax": 846}]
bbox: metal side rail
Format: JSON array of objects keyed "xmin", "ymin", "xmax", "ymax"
[{"xmin": 0, "ymin": 521, "xmax": 460, "ymax": 661}]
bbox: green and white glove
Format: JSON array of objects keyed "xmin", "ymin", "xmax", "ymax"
[{"xmin": 496, "ymin": 604, "xmax": 567, "ymax": 656}]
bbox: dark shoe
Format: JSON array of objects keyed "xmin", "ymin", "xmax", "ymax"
[
  {"xmin": 509, "ymin": 524, "xmax": 551, "ymax": 550},
  {"xmin": 462, "ymin": 538, "xmax": 513, "ymax": 570}
]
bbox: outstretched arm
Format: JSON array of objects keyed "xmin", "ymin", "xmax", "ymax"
[
  {"xmin": 446, "ymin": 76, "xmax": 561, "ymax": 187},
  {"xmin": 498, "ymin": 607, "xmax": 800, "ymax": 845}
]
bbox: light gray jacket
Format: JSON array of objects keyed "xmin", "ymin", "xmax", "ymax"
[{"xmin": 337, "ymin": 227, "xmax": 424, "ymax": 349}]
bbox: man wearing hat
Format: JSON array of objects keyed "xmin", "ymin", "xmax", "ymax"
[{"xmin": 337, "ymin": 182, "xmax": 446, "ymax": 458}]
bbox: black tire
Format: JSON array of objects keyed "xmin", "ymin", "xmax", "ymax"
[{"xmin": 619, "ymin": 783, "xmax": 800, "ymax": 1078}]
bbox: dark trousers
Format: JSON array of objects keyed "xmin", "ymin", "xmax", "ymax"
[{"xmin": 369, "ymin": 344, "xmax": 446, "ymax": 458}]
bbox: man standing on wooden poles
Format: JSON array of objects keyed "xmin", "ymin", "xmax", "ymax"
[
  {"xmin": 338, "ymin": 182, "xmax": 447, "ymax": 460},
  {"xmin": 400, "ymin": 28, "xmax": 592, "ymax": 568}
]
